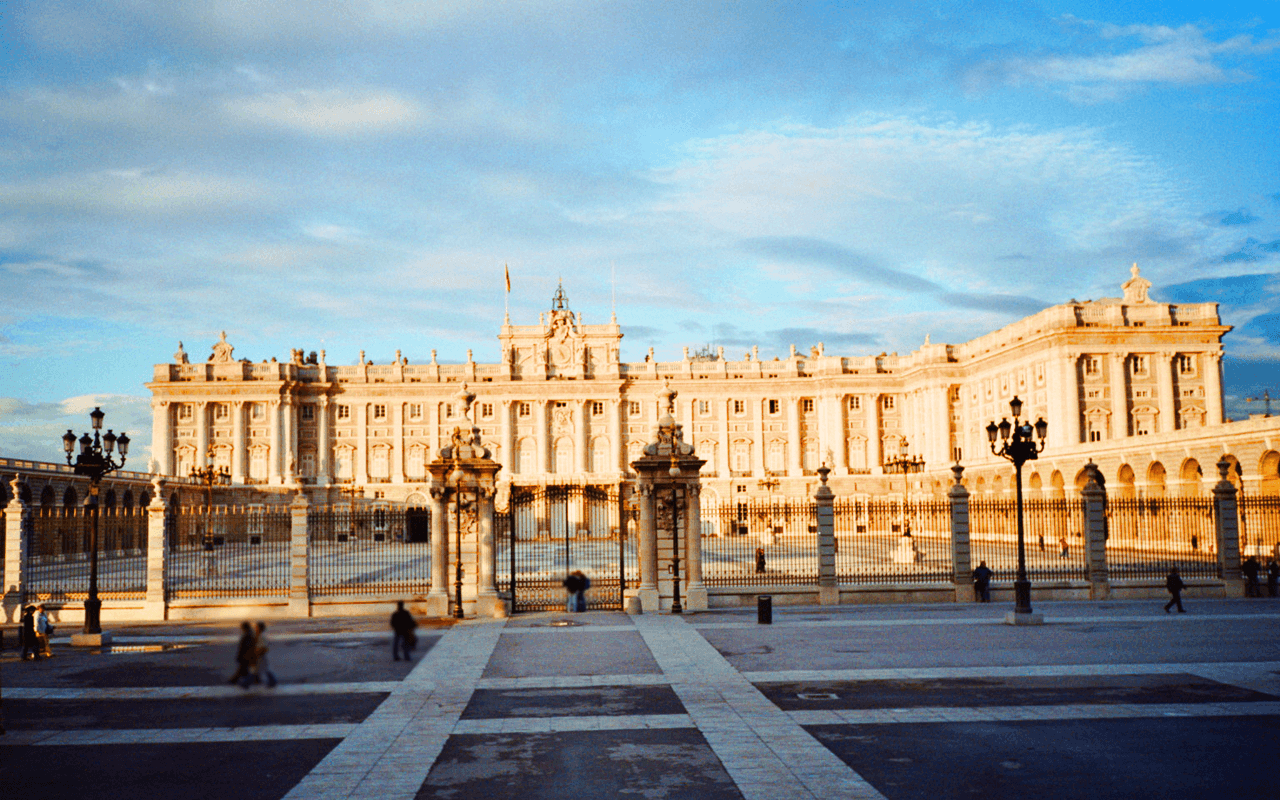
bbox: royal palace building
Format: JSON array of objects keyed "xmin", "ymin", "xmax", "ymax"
[{"xmin": 147, "ymin": 267, "xmax": 1278, "ymax": 505}]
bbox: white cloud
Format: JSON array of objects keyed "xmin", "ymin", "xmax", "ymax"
[
  {"xmin": 222, "ymin": 89, "xmax": 422, "ymax": 136},
  {"xmin": 0, "ymin": 393, "xmax": 153, "ymax": 464},
  {"xmin": 0, "ymin": 168, "xmax": 264, "ymax": 216}
]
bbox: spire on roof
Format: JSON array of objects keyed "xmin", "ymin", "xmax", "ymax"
[{"xmin": 551, "ymin": 279, "xmax": 569, "ymax": 310}]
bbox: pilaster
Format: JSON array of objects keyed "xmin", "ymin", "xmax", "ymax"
[
  {"xmin": 1214, "ymin": 459, "xmax": 1244, "ymax": 597},
  {"xmin": 815, "ymin": 467, "xmax": 838, "ymax": 605},
  {"xmin": 948, "ymin": 464, "xmax": 971, "ymax": 603},
  {"xmin": 288, "ymin": 492, "xmax": 310, "ymax": 616},
  {"xmin": 231, "ymin": 400, "xmax": 246, "ymax": 484},
  {"xmin": 425, "ymin": 485, "xmax": 449, "ymax": 617},
  {"xmin": 144, "ymin": 476, "xmax": 168, "ymax": 619},
  {"xmin": 684, "ymin": 483, "xmax": 707, "ymax": 610},
  {"xmin": 1082, "ymin": 464, "xmax": 1110, "ymax": 600},
  {"xmin": 636, "ymin": 482, "xmax": 659, "ymax": 611}
]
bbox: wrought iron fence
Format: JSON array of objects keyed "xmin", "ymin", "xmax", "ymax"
[
  {"xmin": 166, "ymin": 505, "xmax": 291, "ymax": 598},
  {"xmin": 25, "ymin": 506, "xmax": 147, "ymax": 600},
  {"xmin": 968, "ymin": 497, "xmax": 1087, "ymax": 581},
  {"xmin": 308, "ymin": 505, "xmax": 431, "ymax": 595},
  {"xmin": 700, "ymin": 498, "xmax": 818, "ymax": 586},
  {"xmin": 1239, "ymin": 495, "xmax": 1280, "ymax": 564},
  {"xmin": 501, "ymin": 485, "xmax": 629, "ymax": 611},
  {"xmin": 832, "ymin": 498, "xmax": 953, "ymax": 584},
  {"xmin": 1106, "ymin": 496, "xmax": 1220, "ymax": 579}
]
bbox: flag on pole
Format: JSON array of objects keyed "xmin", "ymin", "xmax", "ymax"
[{"xmin": 504, "ymin": 263, "xmax": 511, "ymax": 293}]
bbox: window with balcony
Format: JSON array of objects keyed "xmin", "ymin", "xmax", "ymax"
[
  {"xmin": 882, "ymin": 396, "xmax": 895, "ymax": 411},
  {"xmin": 373, "ymin": 404, "xmax": 387, "ymax": 420},
  {"xmin": 733, "ymin": 399, "xmax": 745, "ymax": 415},
  {"xmin": 802, "ymin": 398, "xmax": 814, "ymax": 413},
  {"xmin": 848, "ymin": 396, "xmax": 861, "ymax": 410},
  {"xmin": 767, "ymin": 399, "xmax": 780, "ymax": 415},
  {"xmin": 337, "ymin": 405, "xmax": 350, "ymax": 420},
  {"xmin": 300, "ymin": 405, "xmax": 314, "ymax": 421},
  {"xmin": 519, "ymin": 402, "xmax": 531, "ymax": 417}
]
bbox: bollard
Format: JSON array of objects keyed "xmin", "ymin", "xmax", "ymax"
[{"xmin": 757, "ymin": 595, "xmax": 772, "ymax": 625}]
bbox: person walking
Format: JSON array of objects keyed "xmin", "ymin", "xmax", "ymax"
[
  {"xmin": 972, "ymin": 561, "xmax": 993, "ymax": 603},
  {"xmin": 253, "ymin": 622, "xmax": 278, "ymax": 688},
  {"xmin": 19, "ymin": 605, "xmax": 38, "ymax": 661},
  {"xmin": 1058, "ymin": 537, "xmax": 1069, "ymax": 559},
  {"xmin": 1164, "ymin": 566, "xmax": 1186, "ymax": 613},
  {"xmin": 1242, "ymin": 556, "xmax": 1261, "ymax": 598},
  {"xmin": 755, "ymin": 547, "xmax": 767, "ymax": 574},
  {"xmin": 35, "ymin": 604, "xmax": 54, "ymax": 658},
  {"xmin": 390, "ymin": 601, "xmax": 418, "ymax": 661},
  {"xmin": 1266, "ymin": 560, "xmax": 1279, "ymax": 598},
  {"xmin": 229, "ymin": 621, "xmax": 257, "ymax": 688}
]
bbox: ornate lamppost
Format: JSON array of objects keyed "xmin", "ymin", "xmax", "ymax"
[
  {"xmin": 884, "ymin": 438, "xmax": 924, "ymax": 534},
  {"xmin": 190, "ymin": 460, "xmax": 231, "ymax": 550},
  {"xmin": 985, "ymin": 396, "xmax": 1048, "ymax": 618},
  {"xmin": 61, "ymin": 407, "xmax": 129, "ymax": 636},
  {"xmin": 669, "ymin": 452, "xmax": 683, "ymax": 614},
  {"xmin": 447, "ymin": 460, "xmax": 471, "ymax": 620}
]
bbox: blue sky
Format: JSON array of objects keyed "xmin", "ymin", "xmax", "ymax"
[{"xmin": 1, "ymin": 1, "xmax": 1278, "ymax": 462}]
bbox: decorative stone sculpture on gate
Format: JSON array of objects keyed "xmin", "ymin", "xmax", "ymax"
[{"xmin": 629, "ymin": 382, "xmax": 707, "ymax": 612}]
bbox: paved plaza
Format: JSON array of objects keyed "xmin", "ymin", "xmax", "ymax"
[{"xmin": 2, "ymin": 599, "xmax": 1279, "ymax": 799}]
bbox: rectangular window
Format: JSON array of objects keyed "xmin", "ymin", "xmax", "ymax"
[
  {"xmin": 767, "ymin": 399, "xmax": 780, "ymax": 415},
  {"xmin": 848, "ymin": 396, "xmax": 861, "ymax": 411},
  {"xmin": 952, "ymin": 446, "xmax": 963, "ymax": 462},
  {"xmin": 213, "ymin": 403, "xmax": 227, "ymax": 420},
  {"xmin": 337, "ymin": 405, "xmax": 350, "ymax": 420},
  {"xmin": 481, "ymin": 403, "xmax": 494, "ymax": 418},
  {"xmin": 733, "ymin": 399, "xmax": 745, "ymax": 415},
  {"xmin": 1131, "ymin": 355, "xmax": 1149, "ymax": 377},
  {"xmin": 300, "ymin": 405, "xmax": 314, "ymax": 421},
  {"xmin": 628, "ymin": 401, "xmax": 641, "ymax": 416},
  {"xmin": 251, "ymin": 403, "xmax": 265, "ymax": 420},
  {"xmin": 519, "ymin": 402, "xmax": 531, "ymax": 417},
  {"xmin": 697, "ymin": 400, "xmax": 710, "ymax": 415},
  {"xmin": 802, "ymin": 398, "xmax": 814, "ymax": 413},
  {"xmin": 554, "ymin": 401, "xmax": 567, "ymax": 409},
  {"xmin": 1176, "ymin": 354, "xmax": 1196, "ymax": 375},
  {"xmin": 1083, "ymin": 357, "xmax": 1100, "ymax": 376},
  {"xmin": 178, "ymin": 404, "xmax": 192, "ymax": 420},
  {"xmin": 407, "ymin": 404, "xmax": 422, "ymax": 420},
  {"xmin": 443, "ymin": 404, "xmax": 454, "ymax": 419},
  {"xmin": 882, "ymin": 396, "xmax": 895, "ymax": 411},
  {"xmin": 1089, "ymin": 428, "xmax": 1102, "ymax": 442},
  {"xmin": 591, "ymin": 401, "xmax": 604, "ymax": 415},
  {"xmin": 373, "ymin": 404, "xmax": 387, "ymax": 420}
]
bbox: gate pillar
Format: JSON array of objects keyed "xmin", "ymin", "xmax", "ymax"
[
  {"xmin": 425, "ymin": 384, "xmax": 505, "ymax": 618},
  {"xmin": 630, "ymin": 383, "xmax": 706, "ymax": 613},
  {"xmin": 4, "ymin": 475, "xmax": 31, "ymax": 623}
]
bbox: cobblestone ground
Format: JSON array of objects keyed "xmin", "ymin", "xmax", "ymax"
[{"xmin": 3, "ymin": 599, "xmax": 1279, "ymax": 799}]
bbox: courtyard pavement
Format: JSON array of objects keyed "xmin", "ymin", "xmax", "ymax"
[{"xmin": 2, "ymin": 598, "xmax": 1279, "ymax": 799}]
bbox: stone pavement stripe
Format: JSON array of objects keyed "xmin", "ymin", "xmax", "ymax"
[
  {"xmin": 786, "ymin": 701, "xmax": 1280, "ymax": 726},
  {"xmin": 499, "ymin": 624, "xmax": 638, "ymax": 635},
  {"xmin": 452, "ymin": 712, "xmax": 694, "ymax": 734},
  {"xmin": 281, "ymin": 619, "xmax": 504, "ymax": 800},
  {"xmin": 691, "ymin": 612, "xmax": 1280, "ymax": 630},
  {"xmin": 632, "ymin": 614, "xmax": 887, "ymax": 800},
  {"xmin": 474, "ymin": 674, "xmax": 671, "ymax": 689},
  {"xmin": 6, "ymin": 682, "xmax": 401, "ymax": 700},
  {"xmin": 0, "ymin": 723, "xmax": 356, "ymax": 746},
  {"xmin": 743, "ymin": 661, "xmax": 1280, "ymax": 683}
]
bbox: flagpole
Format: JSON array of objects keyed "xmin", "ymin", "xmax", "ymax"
[{"xmin": 504, "ymin": 262, "xmax": 510, "ymax": 323}]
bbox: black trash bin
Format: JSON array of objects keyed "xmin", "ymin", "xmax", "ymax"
[{"xmin": 757, "ymin": 595, "xmax": 772, "ymax": 625}]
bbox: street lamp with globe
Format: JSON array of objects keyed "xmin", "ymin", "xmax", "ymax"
[
  {"xmin": 985, "ymin": 396, "xmax": 1048, "ymax": 619},
  {"xmin": 61, "ymin": 407, "xmax": 129, "ymax": 637}
]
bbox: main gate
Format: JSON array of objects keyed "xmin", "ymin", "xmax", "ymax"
[{"xmin": 499, "ymin": 484, "xmax": 634, "ymax": 612}]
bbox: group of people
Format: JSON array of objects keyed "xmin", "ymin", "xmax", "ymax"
[
  {"xmin": 229, "ymin": 621, "xmax": 277, "ymax": 689},
  {"xmin": 18, "ymin": 604, "xmax": 54, "ymax": 660},
  {"xmin": 1241, "ymin": 556, "xmax": 1280, "ymax": 598},
  {"xmin": 562, "ymin": 570, "xmax": 591, "ymax": 612}
]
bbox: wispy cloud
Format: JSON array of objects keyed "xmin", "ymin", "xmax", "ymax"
[{"xmin": 222, "ymin": 89, "xmax": 422, "ymax": 136}]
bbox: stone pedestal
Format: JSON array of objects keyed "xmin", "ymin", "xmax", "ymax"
[
  {"xmin": 71, "ymin": 632, "xmax": 114, "ymax": 647},
  {"xmin": 1004, "ymin": 611, "xmax": 1044, "ymax": 626}
]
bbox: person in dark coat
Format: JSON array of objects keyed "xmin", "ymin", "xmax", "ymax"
[
  {"xmin": 1164, "ymin": 567, "xmax": 1186, "ymax": 613},
  {"xmin": 390, "ymin": 601, "xmax": 418, "ymax": 661},
  {"xmin": 972, "ymin": 561, "xmax": 993, "ymax": 603},
  {"xmin": 20, "ymin": 605, "xmax": 38, "ymax": 661},
  {"xmin": 1266, "ymin": 560, "xmax": 1279, "ymax": 598},
  {"xmin": 253, "ymin": 622, "xmax": 278, "ymax": 688},
  {"xmin": 755, "ymin": 548, "xmax": 766, "ymax": 574},
  {"xmin": 229, "ymin": 621, "xmax": 257, "ymax": 688},
  {"xmin": 1242, "ymin": 556, "xmax": 1261, "ymax": 597},
  {"xmin": 562, "ymin": 570, "xmax": 589, "ymax": 612}
]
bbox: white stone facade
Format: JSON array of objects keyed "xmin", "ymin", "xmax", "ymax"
[{"xmin": 147, "ymin": 270, "xmax": 1258, "ymax": 503}]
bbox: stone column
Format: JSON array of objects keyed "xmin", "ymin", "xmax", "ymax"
[
  {"xmin": 831, "ymin": 395, "xmax": 848, "ymax": 475},
  {"xmin": 354, "ymin": 403, "xmax": 368, "ymax": 485},
  {"xmin": 392, "ymin": 402, "xmax": 405, "ymax": 484},
  {"xmin": 685, "ymin": 483, "xmax": 707, "ymax": 610},
  {"xmin": 268, "ymin": 400, "xmax": 282, "ymax": 484},
  {"xmin": 721, "ymin": 399, "xmax": 733, "ymax": 476},
  {"xmin": 283, "ymin": 396, "xmax": 296, "ymax": 483},
  {"xmin": 536, "ymin": 401, "xmax": 550, "ymax": 475},
  {"xmin": 1082, "ymin": 464, "xmax": 1110, "ymax": 600},
  {"xmin": 4, "ymin": 476, "xmax": 30, "ymax": 623},
  {"xmin": 753, "ymin": 399, "xmax": 767, "ymax": 477},
  {"xmin": 815, "ymin": 466, "xmax": 838, "ymax": 605},
  {"xmin": 144, "ymin": 477, "xmax": 168, "ymax": 619},
  {"xmin": 949, "ymin": 464, "xmax": 972, "ymax": 603},
  {"xmin": 195, "ymin": 401, "xmax": 209, "ymax": 469},
  {"xmin": 610, "ymin": 399, "xmax": 623, "ymax": 474},
  {"xmin": 151, "ymin": 400, "xmax": 172, "ymax": 476},
  {"xmin": 501, "ymin": 401, "xmax": 515, "ymax": 474},
  {"xmin": 786, "ymin": 397, "xmax": 802, "ymax": 476},
  {"xmin": 288, "ymin": 492, "xmax": 310, "ymax": 616},
  {"xmin": 425, "ymin": 485, "xmax": 449, "ymax": 616},
  {"xmin": 1214, "ymin": 459, "xmax": 1244, "ymax": 597},
  {"xmin": 869, "ymin": 394, "xmax": 883, "ymax": 470},
  {"xmin": 1109, "ymin": 353, "xmax": 1128, "ymax": 438},
  {"xmin": 935, "ymin": 386, "xmax": 952, "ymax": 466},
  {"xmin": 317, "ymin": 397, "xmax": 331, "ymax": 485},
  {"xmin": 636, "ymin": 482, "xmax": 659, "ymax": 611},
  {"xmin": 231, "ymin": 401, "xmax": 246, "ymax": 484},
  {"xmin": 475, "ymin": 487, "xmax": 502, "ymax": 617},
  {"xmin": 1205, "ymin": 353, "xmax": 1225, "ymax": 425},
  {"xmin": 1156, "ymin": 351, "xmax": 1176, "ymax": 433},
  {"xmin": 1056, "ymin": 354, "xmax": 1081, "ymax": 448},
  {"xmin": 575, "ymin": 400, "xmax": 588, "ymax": 474}
]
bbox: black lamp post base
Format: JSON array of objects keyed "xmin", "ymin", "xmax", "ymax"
[
  {"xmin": 83, "ymin": 598, "xmax": 102, "ymax": 635},
  {"xmin": 670, "ymin": 600, "xmax": 683, "ymax": 614},
  {"xmin": 1013, "ymin": 579, "xmax": 1033, "ymax": 616}
]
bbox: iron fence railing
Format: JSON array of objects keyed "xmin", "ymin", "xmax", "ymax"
[
  {"xmin": 26, "ymin": 506, "xmax": 147, "ymax": 600},
  {"xmin": 832, "ymin": 499, "xmax": 953, "ymax": 584},
  {"xmin": 308, "ymin": 506, "xmax": 431, "ymax": 595},
  {"xmin": 1106, "ymin": 496, "xmax": 1220, "ymax": 579},
  {"xmin": 1239, "ymin": 495, "xmax": 1280, "ymax": 563},
  {"xmin": 700, "ymin": 499, "xmax": 819, "ymax": 587},
  {"xmin": 166, "ymin": 505, "xmax": 291, "ymax": 598},
  {"xmin": 968, "ymin": 497, "xmax": 1087, "ymax": 582}
]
